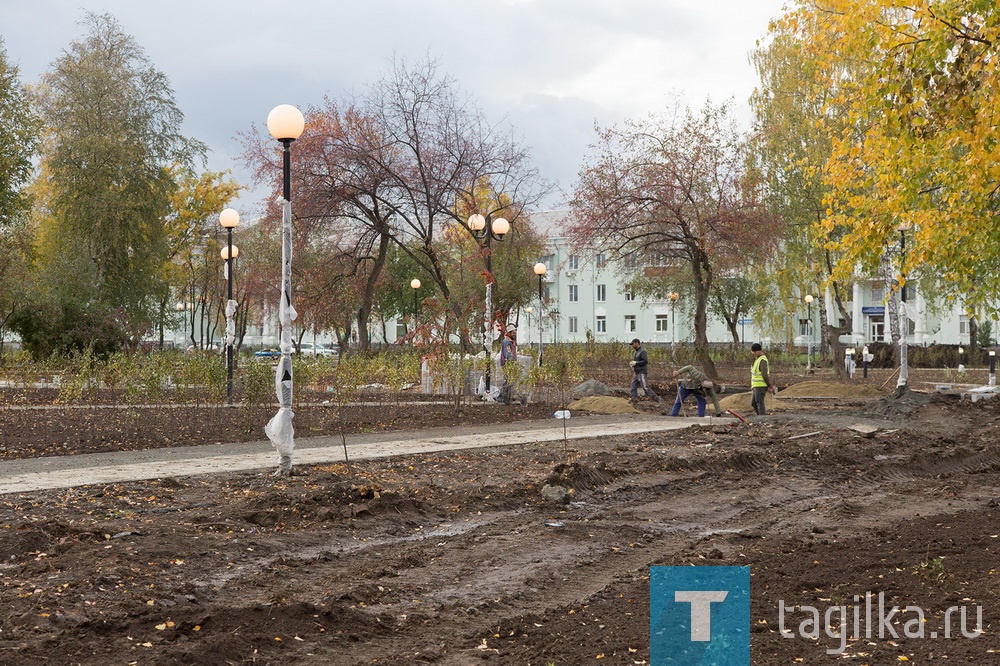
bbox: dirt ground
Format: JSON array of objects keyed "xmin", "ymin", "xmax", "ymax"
[{"xmin": 2, "ymin": 376, "xmax": 1000, "ymax": 665}]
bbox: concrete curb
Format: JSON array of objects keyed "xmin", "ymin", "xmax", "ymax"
[{"xmin": 0, "ymin": 414, "xmax": 731, "ymax": 494}]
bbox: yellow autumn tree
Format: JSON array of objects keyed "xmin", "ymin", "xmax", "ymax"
[{"xmin": 780, "ymin": 0, "xmax": 1000, "ymax": 315}]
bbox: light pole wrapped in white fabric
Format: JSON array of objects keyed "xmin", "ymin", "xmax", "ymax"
[{"xmin": 265, "ymin": 196, "xmax": 297, "ymax": 474}]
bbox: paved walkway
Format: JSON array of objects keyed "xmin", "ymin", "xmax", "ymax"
[{"xmin": 0, "ymin": 413, "xmax": 728, "ymax": 495}]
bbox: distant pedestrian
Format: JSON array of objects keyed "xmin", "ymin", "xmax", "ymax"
[
  {"xmin": 499, "ymin": 324, "xmax": 518, "ymax": 405},
  {"xmin": 750, "ymin": 342, "xmax": 774, "ymax": 415},
  {"xmin": 671, "ymin": 365, "xmax": 723, "ymax": 417},
  {"xmin": 629, "ymin": 338, "xmax": 660, "ymax": 404}
]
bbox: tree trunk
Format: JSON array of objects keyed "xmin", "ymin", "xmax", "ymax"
[
  {"xmin": 881, "ymin": 250, "xmax": 900, "ymax": 364},
  {"xmin": 691, "ymin": 252, "xmax": 718, "ymax": 379},
  {"xmin": 356, "ymin": 232, "xmax": 392, "ymax": 353}
]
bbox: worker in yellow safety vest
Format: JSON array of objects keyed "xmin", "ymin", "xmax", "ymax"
[{"xmin": 750, "ymin": 342, "xmax": 775, "ymax": 415}]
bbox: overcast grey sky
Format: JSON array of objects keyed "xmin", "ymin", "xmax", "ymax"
[{"xmin": 1, "ymin": 0, "xmax": 789, "ymax": 213}]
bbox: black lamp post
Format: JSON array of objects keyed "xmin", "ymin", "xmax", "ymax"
[
  {"xmin": 219, "ymin": 208, "xmax": 240, "ymax": 405},
  {"xmin": 668, "ymin": 291, "xmax": 679, "ymax": 360},
  {"xmin": 468, "ymin": 213, "xmax": 509, "ymax": 396},
  {"xmin": 533, "ymin": 262, "xmax": 546, "ymax": 366},
  {"xmin": 266, "ymin": 103, "xmax": 305, "ymax": 476},
  {"xmin": 804, "ymin": 294, "xmax": 814, "ymax": 372},
  {"xmin": 410, "ymin": 278, "xmax": 421, "ymax": 331}
]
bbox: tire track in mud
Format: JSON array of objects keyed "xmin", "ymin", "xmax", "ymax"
[{"xmin": 145, "ymin": 432, "xmax": 1000, "ymax": 664}]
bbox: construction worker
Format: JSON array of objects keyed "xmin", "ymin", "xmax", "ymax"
[
  {"xmin": 629, "ymin": 338, "xmax": 660, "ymax": 404},
  {"xmin": 671, "ymin": 365, "xmax": 723, "ymax": 417},
  {"xmin": 750, "ymin": 342, "xmax": 774, "ymax": 415}
]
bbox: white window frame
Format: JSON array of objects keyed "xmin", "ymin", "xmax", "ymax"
[
  {"xmin": 569, "ymin": 284, "xmax": 579, "ymax": 302},
  {"xmin": 596, "ymin": 316, "xmax": 606, "ymax": 333},
  {"xmin": 655, "ymin": 315, "xmax": 669, "ymax": 332},
  {"xmin": 568, "ymin": 316, "xmax": 578, "ymax": 334},
  {"xmin": 625, "ymin": 315, "xmax": 636, "ymax": 333},
  {"xmin": 596, "ymin": 284, "xmax": 606, "ymax": 302}
]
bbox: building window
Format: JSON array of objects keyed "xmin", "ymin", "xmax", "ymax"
[
  {"xmin": 596, "ymin": 252, "xmax": 607, "ymax": 269},
  {"xmin": 624, "ymin": 290, "xmax": 634, "ymax": 301},
  {"xmin": 800, "ymin": 319, "xmax": 811, "ymax": 336},
  {"xmin": 568, "ymin": 254, "xmax": 579, "ymax": 270},
  {"xmin": 596, "ymin": 284, "xmax": 606, "ymax": 302},
  {"xmin": 569, "ymin": 316, "xmax": 578, "ymax": 334},
  {"xmin": 625, "ymin": 315, "xmax": 636, "ymax": 333},
  {"xmin": 569, "ymin": 284, "xmax": 579, "ymax": 302},
  {"xmin": 596, "ymin": 316, "xmax": 606, "ymax": 333},
  {"xmin": 541, "ymin": 254, "xmax": 554, "ymax": 270},
  {"xmin": 960, "ymin": 315, "xmax": 969, "ymax": 335},
  {"xmin": 543, "ymin": 285, "xmax": 551, "ymax": 301},
  {"xmin": 656, "ymin": 315, "xmax": 669, "ymax": 332},
  {"xmin": 871, "ymin": 284, "xmax": 884, "ymax": 303},
  {"xmin": 396, "ymin": 322, "xmax": 407, "ymax": 340},
  {"xmin": 623, "ymin": 253, "xmax": 638, "ymax": 270}
]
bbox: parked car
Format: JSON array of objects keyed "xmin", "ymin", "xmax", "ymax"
[
  {"xmin": 298, "ymin": 342, "xmax": 338, "ymax": 357},
  {"xmin": 254, "ymin": 348, "xmax": 281, "ymax": 358}
]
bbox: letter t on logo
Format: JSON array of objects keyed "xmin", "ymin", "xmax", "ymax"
[{"xmin": 675, "ymin": 591, "xmax": 729, "ymax": 641}]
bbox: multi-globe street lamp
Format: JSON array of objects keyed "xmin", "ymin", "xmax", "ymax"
[
  {"xmin": 533, "ymin": 262, "xmax": 547, "ymax": 367},
  {"xmin": 804, "ymin": 294, "xmax": 814, "ymax": 372},
  {"xmin": 219, "ymin": 208, "xmax": 240, "ymax": 406},
  {"xmin": 468, "ymin": 213, "xmax": 510, "ymax": 396},
  {"xmin": 265, "ymin": 103, "xmax": 304, "ymax": 476}
]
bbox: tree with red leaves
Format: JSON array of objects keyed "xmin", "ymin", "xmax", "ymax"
[
  {"xmin": 242, "ymin": 58, "xmax": 548, "ymax": 352},
  {"xmin": 570, "ymin": 100, "xmax": 781, "ymax": 378}
]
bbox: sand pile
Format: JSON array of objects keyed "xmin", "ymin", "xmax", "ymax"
[
  {"xmin": 566, "ymin": 396, "xmax": 641, "ymax": 414},
  {"xmin": 776, "ymin": 380, "xmax": 886, "ymax": 398},
  {"xmin": 718, "ymin": 380, "xmax": 886, "ymax": 413},
  {"xmin": 718, "ymin": 392, "xmax": 774, "ymax": 412}
]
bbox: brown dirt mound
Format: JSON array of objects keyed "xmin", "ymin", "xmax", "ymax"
[{"xmin": 566, "ymin": 395, "xmax": 640, "ymax": 414}]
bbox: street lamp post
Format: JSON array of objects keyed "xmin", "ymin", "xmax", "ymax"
[
  {"xmin": 804, "ymin": 294, "xmax": 814, "ymax": 372},
  {"xmin": 219, "ymin": 208, "xmax": 240, "ymax": 406},
  {"xmin": 468, "ymin": 213, "xmax": 509, "ymax": 397},
  {"xmin": 668, "ymin": 292, "xmax": 679, "ymax": 359},
  {"xmin": 534, "ymin": 262, "xmax": 547, "ymax": 367},
  {"xmin": 264, "ymin": 103, "xmax": 304, "ymax": 476},
  {"xmin": 410, "ymin": 278, "xmax": 421, "ymax": 333}
]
